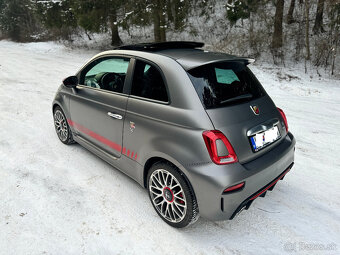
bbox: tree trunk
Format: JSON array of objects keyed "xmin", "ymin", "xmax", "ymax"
[
  {"xmin": 331, "ymin": 29, "xmax": 338, "ymax": 75},
  {"xmin": 159, "ymin": 0, "xmax": 167, "ymax": 42},
  {"xmin": 171, "ymin": 0, "xmax": 178, "ymax": 30},
  {"xmin": 249, "ymin": 12, "xmax": 255, "ymax": 50},
  {"xmin": 110, "ymin": 12, "xmax": 122, "ymax": 46},
  {"xmin": 313, "ymin": 0, "xmax": 325, "ymax": 34},
  {"xmin": 153, "ymin": 0, "xmax": 166, "ymax": 42},
  {"xmin": 305, "ymin": 0, "xmax": 311, "ymax": 61},
  {"xmin": 287, "ymin": 0, "xmax": 295, "ymax": 24},
  {"xmin": 272, "ymin": 0, "xmax": 284, "ymax": 50},
  {"xmin": 153, "ymin": 3, "xmax": 161, "ymax": 42},
  {"xmin": 85, "ymin": 31, "xmax": 92, "ymax": 41}
]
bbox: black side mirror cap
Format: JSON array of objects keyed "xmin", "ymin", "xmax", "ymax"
[{"xmin": 63, "ymin": 76, "xmax": 78, "ymax": 88}]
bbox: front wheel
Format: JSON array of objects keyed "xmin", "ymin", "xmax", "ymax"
[
  {"xmin": 53, "ymin": 106, "xmax": 74, "ymax": 145},
  {"xmin": 147, "ymin": 162, "xmax": 199, "ymax": 228}
]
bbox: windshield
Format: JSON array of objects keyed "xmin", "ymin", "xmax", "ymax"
[{"xmin": 187, "ymin": 62, "xmax": 266, "ymax": 109}]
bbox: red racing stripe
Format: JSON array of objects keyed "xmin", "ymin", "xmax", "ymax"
[
  {"xmin": 68, "ymin": 119, "xmax": 121, "ymax": 152},
  {"xmin": 68, "ymin": 119, "xmax": 139, "ymax": 162}
]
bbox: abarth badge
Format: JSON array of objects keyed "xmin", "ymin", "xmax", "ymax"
[
  {"xmin": 250, "ymin": 105, "xmax": 260, "ymax": 115},
  {"xmin": 130, "ymin": 121, "xmax": 136, "ymax": 133}
]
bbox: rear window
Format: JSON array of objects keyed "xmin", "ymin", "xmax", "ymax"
[{"xmin": 188, "ymin": 62, "xmax": 266, "ymax": 109}]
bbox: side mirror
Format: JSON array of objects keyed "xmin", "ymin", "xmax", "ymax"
[{"xmin": 63, "ymin": 76, "xmax": 78, "ymax": 88}]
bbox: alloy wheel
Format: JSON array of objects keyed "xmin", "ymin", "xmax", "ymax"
[
  {"xmin": 54, "ymin": 110, "xmax": 69, "ymax": 142},
  {"xmin": 149, "ymin": 169, "xmax": 187, "ymax": 223}
]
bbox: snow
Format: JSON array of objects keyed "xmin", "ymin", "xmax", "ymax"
[{"xmin": 0, "ymin": 40, "xmax": 339, "ymax": 254}]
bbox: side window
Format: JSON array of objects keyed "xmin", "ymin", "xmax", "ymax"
[
  {"xmin": 81, "ymin": 57, "xmax": 130, "ymax": 93},
  {"xmin": 131, "ymin": 60, "xmax": 168, "ymax": 102}
]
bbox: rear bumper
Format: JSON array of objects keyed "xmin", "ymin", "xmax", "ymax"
[
  {"xmin": 229, "ymin": 162, "xmax": 293, "ymax": 219},
  {"xmin": 186, "ymin": 132, "xmax": 296, "ymax": 221}
]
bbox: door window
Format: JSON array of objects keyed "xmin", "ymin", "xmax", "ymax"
[
  {"xmin": 81, "ymin": 57, "xmax": 130, "ymax": 93},
  {"xmin": 131, "ymin": 60, "xmax": 168, "ymax": 102}
]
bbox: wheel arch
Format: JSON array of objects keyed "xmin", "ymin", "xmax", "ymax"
[
  {"xmin": 52, "ymin": 102, "xmax": 60, "ymax": 113},
  {"xmin": 142, "ymin": 156, "xmax": 198, "ymax": 203},
  {"xmin": 52, "ymin": 102, "xmax": 69, "ymax": 120},
  {"xmin": 52, "ymin": 88, "xmax": 71, "ymax": 121}
]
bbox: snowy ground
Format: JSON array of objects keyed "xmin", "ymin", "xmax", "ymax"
[{"xmin": 0, "ymin": 40, "xmax": 339, "ymax": 255}]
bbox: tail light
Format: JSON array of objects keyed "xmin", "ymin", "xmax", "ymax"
[
  {"xmin": 277, "ymin": 107, "xmax": 288, "ymax": 132},
  {"xmin": 202, "ymin": 130, "xmax": 238, "ymax": 165}
]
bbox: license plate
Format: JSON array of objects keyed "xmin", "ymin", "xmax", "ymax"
[{"xmin": 250, "ymin": 125, "xmax": 280, "ymax": 152}]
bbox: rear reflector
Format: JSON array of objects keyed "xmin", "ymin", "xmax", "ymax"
[
  {"xmin": 277, "ymin": 107, "xmax": 288, "ymax": 132},
  {"xmin": 223, "ymin": 182, "xmax": 245, "ymax": 193},
  {"xmin": 202, "ymin": 130, "xmax": 238, "ymax": 165}
]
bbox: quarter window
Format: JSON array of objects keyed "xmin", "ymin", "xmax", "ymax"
[
  {"xmin": 131, "ymin": 60, "xmax": 168, "ymax": 102},
  {"xmin": 81, "ymin": 57, "xmax": 130, "ymax": 93}
]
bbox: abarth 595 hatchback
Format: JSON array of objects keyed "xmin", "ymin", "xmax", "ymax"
[{"xmin": 53, "ymin": 41, "xmax": 295, "ymax": 228}]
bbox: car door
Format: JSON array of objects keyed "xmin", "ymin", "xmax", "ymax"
[
  {"xmin": 122, "ymin": 59, "xmax": 170, "ymax": 164},
  {"xmin": 69, "ymin": 56, "xmax": 132, "ymax": 158}
]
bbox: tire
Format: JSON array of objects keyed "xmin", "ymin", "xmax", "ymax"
[
  {"xmin": 147, "ymin": 162, "xmax": 199, "ymax": 228},
  {"xmin": 53, "ymin": 106, "xmax": 74, "ymax": 145}
]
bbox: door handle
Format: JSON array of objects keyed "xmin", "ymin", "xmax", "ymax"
[{"xmin": 107, "ymin": 112, "xmax": 123, "ymax": 120}]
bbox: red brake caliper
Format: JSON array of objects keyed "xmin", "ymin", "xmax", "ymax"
[{"xmin": 178, "ymin": 193, "xmax": 184, "ymax": 204}]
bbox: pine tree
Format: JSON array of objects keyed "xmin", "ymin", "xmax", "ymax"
[
  {"xmin": 225, "ymin": 0, "xmax": 264, "ymax": 25},
  {"xmin": 0, "ymin": 0, "xmax": 38, "ymax": 41},
  {"xmin": 35, "ymin": 0, "xmax": 76, "ymax": 40},
  {"xmin": 123, "ymin": 0, "xmax": 190, "ymax": 43},
  {"xmin": 71, "ymin": 0, "xmax": 125, "ymax": 46}
]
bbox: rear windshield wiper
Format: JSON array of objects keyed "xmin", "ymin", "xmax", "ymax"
[{"xmin": 219, "ymin": 94, "xmax": 253, "ymax": 105}]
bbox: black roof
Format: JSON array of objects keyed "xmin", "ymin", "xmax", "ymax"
[
  {"xmin": 114, "ymin": 41, "xmax": 254, "ymax": 70},
  {"xmin": 114, "ymin": 41, "xmax": 205, "ymax": 51}
]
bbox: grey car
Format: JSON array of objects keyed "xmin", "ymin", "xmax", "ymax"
[{"xmin": 52, "ymin": 41, "xmax": 295, "ymax": 228}]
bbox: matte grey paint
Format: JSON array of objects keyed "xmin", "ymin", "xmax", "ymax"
[{"xmin": 52, "ymin": 48, "xmax": 295, "ymax": 221}]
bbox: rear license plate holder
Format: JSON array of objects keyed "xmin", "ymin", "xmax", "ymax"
[{"xmin": 250, "ymin": 125, "xmax": 281, "ymax": 152}]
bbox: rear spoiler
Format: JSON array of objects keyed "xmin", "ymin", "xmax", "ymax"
[
  {"xmin": 181, "ymin": 57, "xmax": 256, "ymax": 71},
  {"xmin": 245, "ymin": 58, "xmax": 255, "ymax": 64}
]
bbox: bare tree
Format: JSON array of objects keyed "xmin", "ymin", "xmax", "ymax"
[
  {"xmin": 305, "ymin": 0, "xmax": 311, "ymax": 61},
  {"xmin": 272, "ymin": 0, "xmax": 285, "ymax": 63},
  {"xmin": 313, "ymin": 0, "xmax": 326, "ymax": 34},
  {"xmin": 272, "ymin": 0, "xmax": 284, "ymax": 49},
  {"xmin": 304, "ymin": 0, "xmax": 311, "ymax": 73},
  {"xmin": 153, "ymin": 0, "xmax": 166, "ymax": 42},
  {"xmin": 331, "ymin": 30, "xmax": 338, "ymax": 75},
  {"xmin": 287, "ymin": 0, "xmax": 296, "ymax": 24},
  {"xmin": 110, "ymin": 10, "xmax": 122, "ymax": 46}
]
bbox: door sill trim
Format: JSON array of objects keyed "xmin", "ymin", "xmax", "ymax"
[{"xmin": 73, "ymin": 134, "xmax": 118, "ymax": 161}]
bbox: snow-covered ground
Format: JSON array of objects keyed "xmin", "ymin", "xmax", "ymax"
[{"xmin": 0, "ymin": 40, "xmax": 339, "ymax": 255}]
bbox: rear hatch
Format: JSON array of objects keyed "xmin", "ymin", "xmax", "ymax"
[{"xmin": 187, "ymin": 61, "xmax": 287, "ymax": 163}]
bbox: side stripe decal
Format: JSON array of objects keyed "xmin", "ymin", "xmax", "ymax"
[{"xmin": 68, "ymin": 119, "xmax": 138, "ymax": 162}]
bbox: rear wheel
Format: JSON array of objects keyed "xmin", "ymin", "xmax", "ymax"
[
  {"xmin": 147, "ymin": 162, "xmax": 199, "ymax": 228},
  {"xmin": 53, "ymin": 106, "xmax": 74, "ymax": 145}
]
